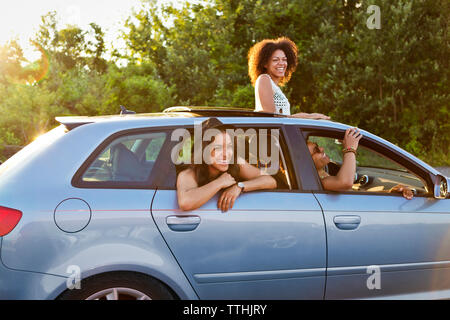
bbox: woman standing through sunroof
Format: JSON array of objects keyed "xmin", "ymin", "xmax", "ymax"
[{"xmin": 248, "ymin": 37, "xmax": 330, "ymax": 119}]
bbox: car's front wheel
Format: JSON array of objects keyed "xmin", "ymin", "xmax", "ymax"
[{"xmin": 57, "ymin": 271, "xmax": 176, "ymax": 300}]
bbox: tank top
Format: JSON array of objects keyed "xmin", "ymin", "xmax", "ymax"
[{"xmin": 255, "ymin": 74, "xmax": 291, "ymax": 115}]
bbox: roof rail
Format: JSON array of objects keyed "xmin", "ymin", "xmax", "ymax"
[{"xmin": 163, "ymin": 106, "xmax": 286, "ymax": 117}]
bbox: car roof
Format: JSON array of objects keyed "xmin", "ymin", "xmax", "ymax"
[
  {"xmin": 55, "ymin": 107, "xmax": 441, "ymax": 177},
  {"xmin": 55, "ymin": 106, "xmax": 339, "ymax": 130}
]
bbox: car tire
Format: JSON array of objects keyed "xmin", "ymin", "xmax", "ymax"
[{"xmin": 57, "ymin": 271, "xmax": 176, "ymax": 300}]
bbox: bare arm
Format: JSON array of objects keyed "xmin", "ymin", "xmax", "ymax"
[
  {"xmin": 321, "ymin": 128, "xmax": 362, "ymax": 191},
  {"xmin": 321, "ymin": 152, "xmax": 357, "ymax": 191},
  {"xmin": 218, "ymin": 159, "xmax": 277, "ymax": 212},
  {"xmin": 389, "ymin": 184, "xmax": 414, "ymax": 200},
  {"xmin": 291, "ymin": 112, "xmax": 331, "ymax": 120},
  {"xmin": 255, "ymin": 75, "xmax": 276, "ymax": 113},
  {"xmin": 177, "ymin": 168, "xmax": 236, "ymax": 211},
  {"xmin": 238, "ymin": 159, "xmax": 277, "ymax": 191}
]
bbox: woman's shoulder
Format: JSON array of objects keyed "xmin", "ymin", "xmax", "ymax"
[
  {"xmin": 176, "ymin": 165, "xmax": 200, "ymax": 187},
  {"xmin": 255, "ymin": 73, "xmax": 274, "ymax": 91},
  {"xmin": 176, "ymin": 164, "xmax": 195, "ymax": 177},
  {"xmin": 256, "ymin": 73, "xmax": 272, "ymax": 82}
]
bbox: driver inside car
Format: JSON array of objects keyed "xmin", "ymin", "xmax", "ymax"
[{"xmin": 307, "ymin": 127, "xmax": 414, "ymax": 200}]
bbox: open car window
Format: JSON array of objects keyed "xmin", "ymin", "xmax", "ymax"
[
  {"xmin": 308, "ymin": 135, "xmax": 428, "ymax": 196},
  {"xmin": 171, "ymin": 126, "xmax": 294, "ymax": 190}
]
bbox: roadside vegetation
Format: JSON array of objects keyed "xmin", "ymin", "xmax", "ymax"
[{"xmin": 0, "ymin": 0, "xmax": 448, "ymax": 165}]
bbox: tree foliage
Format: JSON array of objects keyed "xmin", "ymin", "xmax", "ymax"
[{"xmin": 0, "ymin": 0, "xmax": 448, "ymax": 165}]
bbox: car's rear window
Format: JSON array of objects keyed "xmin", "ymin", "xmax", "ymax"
[{"xmin": 78, "ymin": 132, "xmax": 167, "ymax": 185}]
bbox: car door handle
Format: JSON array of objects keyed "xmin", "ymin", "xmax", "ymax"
[
  {"xmin": 333, "ymin": 215, "xmax": 361, "ymax": 230},
  {"xmin": 166, "ymin": 215, "xmax": 201, "ymax": 232}
]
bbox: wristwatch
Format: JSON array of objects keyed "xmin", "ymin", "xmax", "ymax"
[{"xmin": 237, "ymin": 182, "xmax": 245, "ymax": 192}]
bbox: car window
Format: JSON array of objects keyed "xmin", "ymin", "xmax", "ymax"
[
  {"xmin": 308, "ymin": 135, "xmax": 428, "ymax": 196},
  {"xmin": 81, "ymin": 132, "xmax": 167, "ymax": 183},
  {"xmin": 170, "ymin": 127, "xmax": 294, "ymax": 190}
]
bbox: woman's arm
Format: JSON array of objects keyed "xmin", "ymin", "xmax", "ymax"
[
  {"xmin": 238, "ymin": 159, "xmax": 277, "ymax": 191},
  {"xmin": 255, "ymin": 75, "xmax": 276, "ymax": 113},
  {"xmin": 291, "ymin": 112, "xmax": 330, "ymax": 120},
  {"xmin": 217, "ymin": 160, "xmax": 277, "ymax": 212},
  {"xmin": 321, "ymin": 152, "xmax": 357, "ymax": 191},
  {"xmin": 389, "ymin": 184, "xmax": 414, "ymax": 200},
  {"xmin": 321, "ymin": 128, "xmax": 362, "ymax": 191},
  {"xmin": 177, "ymin": 168, "xmax": 236, "ymax": 211}
]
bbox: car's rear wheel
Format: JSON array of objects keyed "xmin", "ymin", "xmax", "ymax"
[{"xmin": 57, "ymin": 271, "xmax": 176, "ymax": 300}]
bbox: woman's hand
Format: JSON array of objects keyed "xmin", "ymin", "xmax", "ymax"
[
  {"xmin": 218, "ymin": 184, "xmax": 242, "ymax": 212},
  {"xmin": 389, "ymin": 184, "xmax": 414, "ymax": 200},
  {"xmin": 177, "ymin": 169, "xmax": 235, "ymax": 211},
  {"xmin": 217, "ymin": 172, "xmax": 236, "ymax": 189},
  {"xmin": 291, "ymin": 113, "xmax": 330, "ymax": 120},
  {"xmin": 343, "ymin": 127, "xmax": 362, "ymax": 151},
  {"xmin": 309, "ymin": 113, "xmax": 331, "ymax": 120}
]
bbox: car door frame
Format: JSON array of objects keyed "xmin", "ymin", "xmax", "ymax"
[{"xmin": 293, "ymin": 124, "xmax": 450, "ymax": 299}]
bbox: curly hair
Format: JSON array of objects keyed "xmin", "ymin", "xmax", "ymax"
[{"xmin": 247, "ymin": 37, "xmax": 298, "ymax": 87}]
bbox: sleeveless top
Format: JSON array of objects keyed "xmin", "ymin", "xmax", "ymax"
[{"xmin": 255, "ymin": 74, "xmax": 291, "ymax": 115}]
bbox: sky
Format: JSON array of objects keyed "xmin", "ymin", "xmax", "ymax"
[{"xmin": 0, "ymin": 0, "xmax": 146, "ymax": 60}]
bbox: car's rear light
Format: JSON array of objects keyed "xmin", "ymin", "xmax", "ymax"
[{"xmin": 0, "ymin": 206, "xmax": 22, "ymax": 236}]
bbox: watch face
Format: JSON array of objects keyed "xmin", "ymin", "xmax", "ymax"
[{"xmin": 238, "ymin": 182, "xmax": 245, "ymax": 189}]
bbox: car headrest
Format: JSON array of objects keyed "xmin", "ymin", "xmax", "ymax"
[{"xmin": 111, "ymin": 143, "xmax": 148, "ymax": 181}]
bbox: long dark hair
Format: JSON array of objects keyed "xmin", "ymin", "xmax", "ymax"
[{"xmin": 176, "ymin": 119, "xmax": 240, "ymax": 187}]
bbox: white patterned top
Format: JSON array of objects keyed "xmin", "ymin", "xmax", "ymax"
[{"xmin": 255, "ymin": 74, "xmax": 291, "ymax": 115}]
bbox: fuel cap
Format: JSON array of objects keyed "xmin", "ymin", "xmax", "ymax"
[{"xmin": 54, "ymin": 198, "xmax": 92, "ymax": 233}]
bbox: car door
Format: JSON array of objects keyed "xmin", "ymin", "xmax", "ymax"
[
  {"xmin": 300, "ymin": 127, "xmax": 450, "ymax": 299},
  {"xmin": 150, "ymin": 123, "xmax": 327, "ymax": 299}
]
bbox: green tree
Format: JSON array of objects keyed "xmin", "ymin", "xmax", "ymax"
[
  {"xmin": 0, "ymin": 1, "xmax": 448, "ymax": 166},
  {"xmin": 100, "ymin": 62, "xmax": 175, "ymax": 115},
  {"xmin": 303, "ymin": 0, "xmax": 449, "ymax": 165}
]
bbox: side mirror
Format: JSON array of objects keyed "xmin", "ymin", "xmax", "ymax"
[{"xmin": 434, "ymin": 174, "xmax": 449, "ymax": 199}]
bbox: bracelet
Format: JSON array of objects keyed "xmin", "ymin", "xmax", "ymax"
[{"xmin": 342, "ymin": 147, "xmax": 357, "ymax": 155}]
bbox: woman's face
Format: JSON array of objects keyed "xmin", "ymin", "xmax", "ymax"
[
  {"xmin": 265, "ymin": 49, "xmax": 288, "ymax": 81},
  {"xmin": 307, "ymin": 142, "xmax": 330, "ymax": 171},
  {"xmin": 209, "ymin": 132, "xmax": 234, "ymax": 172}
]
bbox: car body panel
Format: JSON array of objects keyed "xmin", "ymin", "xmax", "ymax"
[
  {"xmin": 152, "ymin": 190, "xmax": 327, "ymax": 299},
  {"xmin": 0, "ymin": 239, "xmax": 68, "ymax": 300},
  {"xmin": 315, "ymin": 193, "xmax": 450, "ymax": 299},
  {"xmin": 0, "ymin": 188, "xmax": 198, "ymax": 299}
]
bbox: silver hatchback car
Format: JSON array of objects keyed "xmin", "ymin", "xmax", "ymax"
[{"xmin": 0, "ymin": 107, "xmax": 449, "ymax": 300}]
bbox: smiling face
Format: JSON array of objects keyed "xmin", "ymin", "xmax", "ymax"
[
  {"xmin": 264, "ymin": 49, "xmax": 288, "ymax": 83},
  {"xmin": 307, "ymin": 142, "xmax": 330, "ymax": 171},
  {"xmin": 208, "ymin": 131, "xmax": 234, "ymax": 174}
]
